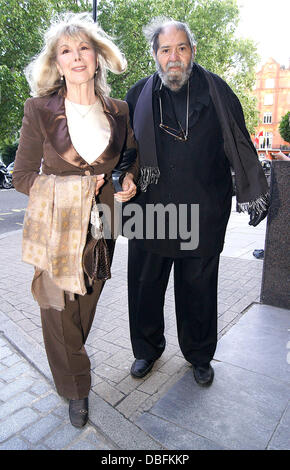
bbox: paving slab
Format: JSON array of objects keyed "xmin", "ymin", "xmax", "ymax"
[
  {"xmin": 135, "ymin": 304, "xmax": 290, "ymax": 450},
  {"xmin": 0, "ymin": 333, "xmax": 117, "ymax": 450},
  {"xmin": 89, "ymin": 393, "xmax": 163, "ymax": 450},
  {"xmin": 215, "ymin": 303, "xmax": 290, "ymax": 384},
  {"xmin": 2, "ymin": 200, "xmax": 289, "ymax": 449},
  {"xmin": 268, "ymin": 403, "xmax": 290, "ymax": 450}
]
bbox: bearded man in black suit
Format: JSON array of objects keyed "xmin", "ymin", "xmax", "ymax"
[{"xmin": 125, "ymin": 18, "xmax": 269, "ymax": 385}]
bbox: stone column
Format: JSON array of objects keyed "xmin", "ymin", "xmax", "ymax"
[{"xmin": 261, "ymin": 161, "xmax": 290, "ymax": 309}]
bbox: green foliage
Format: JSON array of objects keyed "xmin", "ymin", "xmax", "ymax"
[
  {"xmin": 0, "ymin": 0, "xmax": 50, "ymax": 145},
  {"xmin": 98, "ymin": 0, "xmax": 259, "ymax": 132},
  {"xmin": 279, "ymin": 112, "xmax": 290, "ymax": 144},
  {"xmin": 0, "ymin": 0, "xmax": 259, "ymax": 145},
  {"xmin": 0, "ymin": 65, "xmax": 29, "ymax": 145},
  {"xmin": 0, "ymin": 141, "xmax": 19, "ymax": 166},
  {"xmin": 0, "ymin": 0, "xmax": 92, "ymax": 146}
]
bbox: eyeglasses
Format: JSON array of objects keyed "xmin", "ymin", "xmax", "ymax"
[
  {"xmin": 159, "ymin": 123, "xmax": 188, "ymax": 142},
  {"xmin": 158, "ymin": 80, "xmax": 189, "ymax": 143}
]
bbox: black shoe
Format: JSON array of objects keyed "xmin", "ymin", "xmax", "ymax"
[
  {"xmin": 253, "ymin": 249, "xmax": 264, "ymax": 259},
  {"xmin": 130, "ymin": 359, "xmax": 155, "ymax": 378},
  {"xmin": 193, "ymin": 363, "xmax": 214, "ymax": 386},
  {"xmin": 69, "ymin": 397, "xmax": 89, "ymax": 428}
]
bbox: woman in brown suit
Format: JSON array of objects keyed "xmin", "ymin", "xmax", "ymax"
[{"xmin": 13, "ymin": 12, "xmax": 138, "ymax": 428}]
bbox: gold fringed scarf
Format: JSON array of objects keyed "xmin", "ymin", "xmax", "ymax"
[{"xmin": 22, "ymin": 174, "xmax": 97, "ymax": 308}]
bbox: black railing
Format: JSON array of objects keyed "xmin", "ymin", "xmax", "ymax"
[{"xmin": 280, "ymin": 145, "xmax": 290, "ymax": 150}]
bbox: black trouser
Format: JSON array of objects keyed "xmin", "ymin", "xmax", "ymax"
[{"xmin": 128, "ymin": 241, "xmax": 220, "ymax": 365}]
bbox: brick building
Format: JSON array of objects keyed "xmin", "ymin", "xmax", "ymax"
[{"xmin": 252, "ymin": 57, "xmax": 290, "ymax": 158}]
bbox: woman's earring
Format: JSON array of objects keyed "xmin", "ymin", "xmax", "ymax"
[{"xmin": 60, "ymin": 75, "xmax": 64, "ymax": 81}]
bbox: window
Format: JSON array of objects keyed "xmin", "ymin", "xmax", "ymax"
[
  {"xmin": 264, "ymin": 94, "xmax": 273, "ymax": 105},
  {"xmin": 265, "ymin": 78, "xmax": 275, "ymax": 88},
  {"xmin": 263, "ymin": 112, "xmax": 272, "ymax": 124},
  {"xmin": 260, "ymin": 132, "xmax": 273, "ymax": 149}
]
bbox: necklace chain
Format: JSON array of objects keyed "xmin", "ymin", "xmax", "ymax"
[
  {"xmin": 159, "ymin": 80, "xmax": 189, "ymax": 142},
  {"xmin": 68, "ymin": 100, "xmax": 97, "ymax": 119}
]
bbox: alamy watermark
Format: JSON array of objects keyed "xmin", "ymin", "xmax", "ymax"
[{"xmin": 98, "ymin": 201, "xmax": 199, "ymax": 251}]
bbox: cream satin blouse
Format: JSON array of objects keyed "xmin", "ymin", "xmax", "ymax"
[{"xmin": 65, "ymin": 98, "xmax": 111, "ymax": 164}]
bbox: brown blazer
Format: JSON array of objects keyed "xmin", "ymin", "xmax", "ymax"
[{"xmin": 13, "ymin": 92, "xmax": 139, "ymax": 235}]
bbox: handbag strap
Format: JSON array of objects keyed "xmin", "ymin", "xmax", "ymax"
[{"xmin": 90, "ymin": 196, "xmax": 104, "ymax": 240}]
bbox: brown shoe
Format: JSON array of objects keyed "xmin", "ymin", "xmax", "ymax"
[{"xmin": 69, "ymin": 397, "xmax": 88, "ymax": 428}]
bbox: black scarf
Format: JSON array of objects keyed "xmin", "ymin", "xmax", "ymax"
[
  {"xmin": 133, "ymin": 64, "xmax": 269, "ymax": 214},
  {"xmin": 133, "ymin": 75, "xmax": 160, "ymax": 191}
]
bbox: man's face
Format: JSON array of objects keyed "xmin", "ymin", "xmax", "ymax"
[{"xmin": 154, "ymin": 26, "xmax": 195, "ymax": 91}]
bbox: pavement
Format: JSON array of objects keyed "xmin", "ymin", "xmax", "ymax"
[{"xmin": 0, "ymin": 197, "xmax": 289, "ymax": 450}]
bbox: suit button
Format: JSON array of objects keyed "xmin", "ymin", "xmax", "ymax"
[{"xmin": 84, "ymin": 170, "xmax": 90, "ymax": 176}]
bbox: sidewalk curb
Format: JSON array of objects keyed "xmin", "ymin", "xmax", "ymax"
[{"xmin": 0, "ymin": 229, "xmax": 22, "ymax": 240}]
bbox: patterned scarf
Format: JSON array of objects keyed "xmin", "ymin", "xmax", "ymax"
[{"xmin": 22, "ymin": 174, "xmax": 97, "ymax": 304}]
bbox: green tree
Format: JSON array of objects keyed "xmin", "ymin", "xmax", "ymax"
[
  {"xmin": 98, "ymin": 0, "xmax": 259, "ymax": 132},
  {"xmin": 0, "ymin": 0, "xmax": 91, "ymax": 147},
  {"xmin": 0, "ymin": 0, "xmax": 50, "ymax": 147},
  {"xmin": 1, "ymin": 142, "xmax": 19, "ymax": 166},
  {"xmin": 0, "ymin": 0, "xmax": 259, "ymax": 147},
  {"xmin": 279, "ymin": 111, "xmax": 290, "ymax": 144}
]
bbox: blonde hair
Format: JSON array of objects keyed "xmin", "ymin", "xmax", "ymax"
[{"xmin": 25, "ymin": 12, "xmax": 127, "ymax": 97}]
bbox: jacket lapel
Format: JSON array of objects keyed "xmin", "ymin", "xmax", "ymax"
[
  {"xmin": 96, "ymin": 96, "xmax": 127, "ymax": 165},
  {"xmin": 40, "ymin": 93, "xmax": 126, "ymax": 168}
]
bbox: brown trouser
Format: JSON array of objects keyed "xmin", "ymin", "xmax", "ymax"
[{"xmin": 40, "ymin": 279, "xmax": 104, "ymax": 399}]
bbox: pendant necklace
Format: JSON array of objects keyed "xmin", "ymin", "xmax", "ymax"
[{"xmin": 67, "ymin": 100, "xmax": 97, "ymax": 119}]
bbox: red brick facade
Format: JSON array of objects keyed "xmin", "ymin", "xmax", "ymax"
[{"xmin": 252, "ymin": 58, "xmax": 290, "ymax": 157}]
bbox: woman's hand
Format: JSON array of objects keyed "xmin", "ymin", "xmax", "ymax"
[
  {"xmin": 95, "ymin": 174, "xmax": 105, "ymax": 196},
  {"xmin": 114, "ymin": 173, "xmax": 137, "ymax": 203}
]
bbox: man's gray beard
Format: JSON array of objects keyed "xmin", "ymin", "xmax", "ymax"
[{"xmin": 157, "ymin": 60, "xmax": 193, "ymax": 92}]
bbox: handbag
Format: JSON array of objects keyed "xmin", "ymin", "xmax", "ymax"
[{"xmin": 82, "ymin": 197, "xmax": 111, "ymax": 281}]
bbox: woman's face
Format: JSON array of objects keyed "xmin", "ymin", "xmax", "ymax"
[{"xmin": 55, "ymin": 34, "xmax": 97, "ymax": 88}]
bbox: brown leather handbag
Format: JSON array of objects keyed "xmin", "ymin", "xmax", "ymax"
[
  {"xmin": 82, "ymin": 197, "xmax": 111, "ymax": 281},
  {"xmin": 82, "ymin": 229, "xmax": 111, "ymax": 281}
]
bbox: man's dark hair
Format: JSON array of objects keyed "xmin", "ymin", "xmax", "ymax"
[{"xmin": 143, "ymin": 17, "xmax": 197, "ymax": 55}]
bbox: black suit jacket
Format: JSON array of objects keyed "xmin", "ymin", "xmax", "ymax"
[{"xmin": 125, "ymin": 67, "xmax": 233, "ymax": 258}]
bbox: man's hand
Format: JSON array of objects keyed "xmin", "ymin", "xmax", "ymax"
[
  {"xmin": 248, "ymin": 207, "xmax": 268, "ymax": 227},
  {"xmin": 114, "ymin": 173, "xmax": 137, "ymax": 203},
  {"xmin": 95, "ymin": 174, "xmax": 105, "ymax": 196}
]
